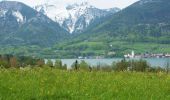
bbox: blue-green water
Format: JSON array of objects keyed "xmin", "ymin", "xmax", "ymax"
[{"xmin": 46, "ymin": 58, "xmax": 170, "ymax": 68}]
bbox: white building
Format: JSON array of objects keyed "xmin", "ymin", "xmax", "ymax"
[{"xmin": 124, "ymin": 50, "xmax": 135, "ymax": 58}]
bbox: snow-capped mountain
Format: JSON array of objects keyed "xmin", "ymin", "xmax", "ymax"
[
  {"xmin": 0, "ymin": 1, "xmax": 69, "ymax": 46},
  {"xmin": 34, "ymin": 2, "xmax": 120, "ymax": 33}
]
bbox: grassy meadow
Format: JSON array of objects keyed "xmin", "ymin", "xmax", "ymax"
[{"xmin": 0, "ymin": 68, "xmax": 170, "ymax": 100}]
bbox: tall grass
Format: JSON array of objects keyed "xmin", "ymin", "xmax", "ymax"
[{"xmin": 0, "ymin": 68, "xmax": 170, "ymax": 100}]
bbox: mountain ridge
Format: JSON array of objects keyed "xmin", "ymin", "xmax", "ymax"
[
  {"xmin": 85, "ymin": 0, "xmax": 170, "ymax": 42},
  {"xmin": 51, "ymin": 0, "xmax": 170, "ymax": 58},
  {"xmin": 34, "ymin": 2, "xmax": 120, "ymax": 34},
  {"xmin": 0, "ymin": 1, "xmax": 69, "ymax": 47},
  {"xmin": 0, "ymin": 0, "xmax": 170, "ymax": 58}
]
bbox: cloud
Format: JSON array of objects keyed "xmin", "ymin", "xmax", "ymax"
[
  {"xmin": 1, "ymin": 0, "xmax": 139, "ymax": 9},
  {"xmin": 90, "ymin": 0, "xmax": 139, "ymax": 9}
]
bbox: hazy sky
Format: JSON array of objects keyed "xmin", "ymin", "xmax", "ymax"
[{"xmin": 1, "ymin": 0, "xmax": 139, "ymax": 9}]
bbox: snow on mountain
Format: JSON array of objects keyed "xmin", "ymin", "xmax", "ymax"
[
  {"xmin": 0, "ymin": 1, "xmax": 69, "ymax": 46},
  {"xmin": 0, "ymin": 1, "xmax": 120, "ymax": 34},
  {"xmin": 0, "ymin": 9, "xmax": 24, "ymax": 23},
  {"xmin": 34, "ymin": 2, "xmax": 120, "ymax": 33},
  {"xmin": 12, "ymin": 10, "xmax": 25, "ymax": 23},
  {"xmin": 0, "ymin": 1, "xmax": 26, "ymax": 25},
  {"xmin": 0, "ymin": 9, "xmax": 7, "ymax": 17}
]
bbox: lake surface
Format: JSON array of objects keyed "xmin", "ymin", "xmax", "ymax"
[{"xmin": 45, "ymin": 58, "xmax": 170, "ymax": 68}]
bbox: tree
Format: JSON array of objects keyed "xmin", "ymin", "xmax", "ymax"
[
  {"xmin": 96, "ymin": 62, "xmax": 101, "ymax": 71},
  {"xmin": 9, "ymin": 57, "xmax": 18, "ymax": 68},
  {"xmin": 55, "ymin": 60, "xmax": 62, "ymax": 69},
  {"xmin": 63, "ymin": 64, "xmax": 67, "ymax": 70},
  {"xmin": 46, "ymin": 60, "xmax": 53, "ymax": 68},
  {"xmin": 0, "ymin": 60, "xmax": 9, "ymax": 68},
  {"xmin": 18, "ymin": 56, "xmax": 37, "ymax": 67},
  {"xmin": 79, "ymin": 60, "xmax": 89, "ymax": 71},
  {"xmin": 36, "ymin": 59, "xmax": 45, "ymax": 67},
  {"xmin": 113, "ymin": 59, "xmax": 129, "ymax": 72},
  {"xmin": 165, "ymin": 59, "xmax": 170, "ymax": 74},
  {"xmin": 0, "ymin": 55, "xmax": 12, "ymax": 68},
  {"xmin": 133, "ymin": 60, "xmax": 150, "ymax": 72},
  {"xmin": 71, "ymin": 60, "xmax": 80, "ymax": 70}
]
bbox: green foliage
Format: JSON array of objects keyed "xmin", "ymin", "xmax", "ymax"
[
  {"xmin": 113, "ymin": 59, "xmax": 151, "ymax": 72},
  {"xmin": 46, "ymin": 60, "xmax": 53, "ymax": 68},
  {"xmin": 0, "ymin": 55, "xmax": 13, "ymax": 68},
  {"xmin": 36, "ymin": 59, "xmax": 45, "ymax": 67},
  {"xmin": 54, "ymin": 60, "xmax": 67, "ymax": 70},
  {"xmin": 0, "ymin": 55, "xmax": 45, "ymax": 68},
  {"xmin": 0, "ymin": 60, "xmax": 9, "ymax": 68},
  {"xmin": 79, "ymin": 60, "xmax": 89, "ymax": 71},
  {"xmin": 9, "ymin": 57, "xmax": 18, "ymax": 68},
  {"xmin": 54, "ymin": 60, "xmax": 62, "ymax": 69},
  {"xmin": 100, "ymin": 64, "xmax": 113, "ymax": 72},
  {"xmin": 52, "ymin": 39, "xmax": 170, "ymax": 58},
  {"xmin": 113, "ymin": 59, "xmax": 129, "ymax": 71},
  {"xmin": 132, "ymin": 59, "xmax": 150, "ymax": 72},
  {"xmin": 63, "ymin": 64, "xmax": 67, "ymax": 70},
  {"xmin": 71, "ymin": 60, "xmax": 80, "ymax": 70}
]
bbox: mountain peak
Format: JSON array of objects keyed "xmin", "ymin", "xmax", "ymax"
[
  {"xmin": 0, "ymin": 1, "xmax": 69, "ymax": 46},
  {"xmin": 66, "ymin": 2, "xmax": 93, "ymax": 10},
  {"xmin": 0, "ymin": 1, "xmax": 25, "ymax": 10},
  {"xmin": 34, "ymin": 1, "xmax": 119, "ymax": 34}
]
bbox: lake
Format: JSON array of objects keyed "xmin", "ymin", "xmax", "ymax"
[{"xmin": 45, "ymin": 58, "xmax": 170, "ymax": 68}]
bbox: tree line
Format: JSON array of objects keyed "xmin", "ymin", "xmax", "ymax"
[
  {"xmin": 68, "ymin": 59, "xmax": 170, "ymax": 73},
  {"xmin": 0, "ymin": 54, "xmax": 44, "ymax": 68},
  {"xmin": 0, "ymin": 55, "xmax": 169, "ymax": 73}
]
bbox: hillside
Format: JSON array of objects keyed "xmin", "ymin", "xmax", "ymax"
[
  {"xmin": 0, "ymin": 0, "xmax": 170, "ymax": 58},
  {"xmin": 52, "ymin": 0, "xmax": 170, "ymax": 58},
  {"xmin": 0, "ymin": 1, "xmax": 69, "ymax": 47},
  {"xmin": 87, "ymin": 0, "xmax": 170, "ymax": 43}
]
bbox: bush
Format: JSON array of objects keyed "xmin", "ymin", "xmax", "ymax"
[
  {"xmin": 100, "ymin": 64, "xmax": 113, "ymax": 72},
  {"xmin": 132, "ymin": 60, "xmax": 150, "ymax": 72},
  {"xmin": 113, "ymin": 59, "xmax": 151, "ymax": 72},
  {"xmin": 63, "ymin": 64, "xmax": 67, "ymax": 70},
  {"xmin": 54, "ymin": 60, "xmax": 62, "ymax": 69},
  {"xmin": 149, "ymin": 67, "xmax": 165, "ymax": 73},
  {"xmin": 0, "ymin": 60, "xmax": 9, "ymax": 68},
  {"xmin": 71, "ymin": 60, "xmax": 80, "ymax": 70},
  {"xmin": 79, "ymin": 60, "xmax": 89, "ymax": 71},
  {"xmin": 9, "ymin": 57, "xmax": 18, "ymax": 68},
  {"xmin": 46, "ymin": 60, "xmax": 53, "ymax": 68},
  {"xmin": 36, "ymin": 59, "xmax": 45, "ymax": 67},
  {"xmin": 18, "ymin": 56, "xmax": 37, "ymax": 67},
  {"xmin": 113, "ymin": 59, "xmax": 129, "ymax": 71},
  {"xmin": 54, "ymin": 60, "xmax": 67, "ymax": 70}
]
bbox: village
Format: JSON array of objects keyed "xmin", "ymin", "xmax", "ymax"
[{"xmin": 124, "ymin": 51, "xmax": 170, "ymax": 58}]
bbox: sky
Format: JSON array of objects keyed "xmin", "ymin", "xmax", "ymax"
[{"xmin": 1, "ymin": 0, "xmax": 139, "ymax": 9}]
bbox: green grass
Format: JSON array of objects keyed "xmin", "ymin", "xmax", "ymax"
[
  {"xmin": 52, "ymin": 40, "xmax": 170, "ymax": 58},
  {"xmin": 0, "ymin": 68, "xmax": 170, "ymax": 100},
  {"xmin": 0, "ymin": 41, "xmax": 170, "ymax": 58}
]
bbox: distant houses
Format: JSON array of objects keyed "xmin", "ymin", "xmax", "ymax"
[
  {"xmin": 124, "ymin": 51, "xmax": 135, "ymax": 58},
  {"xmin": 124, "ymin": 51, "xmax": 170, "ymax": 58}
]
